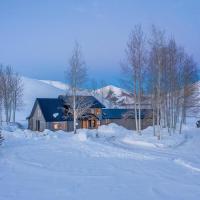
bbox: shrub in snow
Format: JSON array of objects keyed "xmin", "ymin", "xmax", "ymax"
[
  {"xmin": 1, "ymin": 122, "xmax": 19, "ymax": 132},
  {"xmin": 0, "ymin": 132, "xmax": 4, "ymax": 145}
]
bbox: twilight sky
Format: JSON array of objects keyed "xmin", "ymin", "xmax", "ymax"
[{"xmin": 0, "ymin": 0, "xmax": 199, "ymax": 86}]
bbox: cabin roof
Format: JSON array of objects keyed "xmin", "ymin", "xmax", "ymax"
[
  {"xmin": 37, "ymin": 98, "xmax": 67, "ymax": 122},
  {"xmin": 102, "ymin": 109, "xmax": 149, "ymax": 119},
  {"xmin": 59, "ymin": 95, "xmax": 106, "ymax": 109},
  {"xmin": 28, "ymin": 96, "xmax": 105, "ymax": 122}
]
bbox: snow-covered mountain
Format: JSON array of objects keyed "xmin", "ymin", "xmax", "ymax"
[
  {"xmin": 95, "ymin": 85, "xmax": 134, "ymax": 107},
  {"xmin": 96, "ymin": 85, "xmax": 127, "ymax": 97}
]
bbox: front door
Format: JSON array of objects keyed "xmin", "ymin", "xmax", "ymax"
[
  {"xmin": 36, "ymin": 120, "xmax": 40, "ymax": 131},
  {"xmin": 82, "ymin": 120, "xmax": 88, "ymax": 129},
  {"xmin": 88, "ymin": 119, "xmax": 98, "ymax": 129},
  {"xmin": 81, "ymin": 116, "xmax": 99, "ymax": 129}
]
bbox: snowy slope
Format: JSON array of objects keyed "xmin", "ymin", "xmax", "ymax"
[
  {"xmin": 0, "ymin": 123, "xmax": 200, "ymax": 200},
  {"xmin": 40, "ymin": 80, "xmax": 69, "ymax": 91},
  {"xmin": 16, "ymin": 77, "xmax": 65, "ymax": 124}
]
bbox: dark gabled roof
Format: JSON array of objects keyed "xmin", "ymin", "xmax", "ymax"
[
  {"xmin": 28, "ymin": 96, "xmax": 105, "ymax": 122},
  {"xmin": 38, "ymin": 98, "xmax": 68, "ymax": 122},
  {"xmin": 102, "ymin": 109, "xmax": 150, "ymax": 119},
  {"xmin": 27, "ymin": 98, "xmax": 67, "ymax": 122},
  {"xmin": 60, "ymin": 95, "xmax": 105, "ymax": 108}
]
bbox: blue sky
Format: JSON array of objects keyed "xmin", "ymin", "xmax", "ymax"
[{"xmin": 0, "ymin": 0, "xmax": 199, "ymax": 86}]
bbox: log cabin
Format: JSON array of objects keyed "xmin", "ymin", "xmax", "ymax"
[{"xmin": 27, "ymin": 96, "xmax": 152, "ymax": 132}]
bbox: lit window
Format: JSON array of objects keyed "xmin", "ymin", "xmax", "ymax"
[
  {"xmin": 96, "ymin": 109, "xmax": 100, "ymax": 115},
  {"xmin": 53, "ymin": 123, "xmax": 59, "ymax": 129},
  {"xmin": 53, "ymin": 123, "xmax": 65, "ymax": 130}
]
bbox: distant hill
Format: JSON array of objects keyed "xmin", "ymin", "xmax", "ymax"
[{"xmin": 17, "ymin": 77, "xmax": 65, "ymax": 124}]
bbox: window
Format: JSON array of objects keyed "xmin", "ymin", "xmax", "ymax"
[
  {"xmin": 53, "ymin": 123, "xmax": 66, "ymax": 130},
  {"xmin": 95, "ymin": 109, "xmax": 101, "ymax": 115},
  {"xmin": 36, "ymin": 120, "xmax": 40, "ymax": 131}
]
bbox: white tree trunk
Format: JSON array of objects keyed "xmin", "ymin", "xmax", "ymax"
[{"xmin": 73, "ymin": 90, "xmax": 77, "ymax": 134}]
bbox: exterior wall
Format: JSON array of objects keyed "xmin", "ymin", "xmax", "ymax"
[
  {"xmin": 67, "ymin": 121, "xmax": 74, "ymax": 132},
  {"xmin": 63, "ymin": 120, "xmax": 100, "ymax": 132},
  {"xmin": 141, "ymin": 117, "xmax": 153, "ymax": 129},
  {"xmin": 46, "ymin": 121, "xmax": 68, "ymax": 131},
  {"xmin": 101, "ymin": 118, "xmax": 153, "ymax": 130},
  {"xmin": 29, "ymin": 104, "xmax": 46, "ymax": 131},
  {"xmin": 101, "ymin": 119, "xmax": 135, "ymax": 130},
  {"xmin": 89, "ymin": 108, "xmax": 102, "ymax": 119}
]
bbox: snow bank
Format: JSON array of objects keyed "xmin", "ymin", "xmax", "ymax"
[
  {"xmin": 97, "ymin": 123, "xmax": 129, "ymax": 138},
  {"xmin": 122, "ymin": 126, "xmax": 187, "ymax": 148},
  {"xmin": 1, "ymin": 121, "xmax": 196, "ymax": 151}
]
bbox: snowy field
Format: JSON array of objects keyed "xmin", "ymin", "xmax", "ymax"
[
  {"xmin": 0, "ymin": 123, "xmax": 200, "ymax": 200},
  {"xmin": 1, "ymin": 77, "xmax": 200, "ymax": 199}
]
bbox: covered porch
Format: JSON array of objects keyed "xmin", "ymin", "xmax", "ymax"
[{"xmin": 80, "ymin": 113, "xmax": 100, "ymax": 129}]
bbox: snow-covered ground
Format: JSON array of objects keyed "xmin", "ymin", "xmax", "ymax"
[
  {"xmin": 2, "ymin": 76, "xmax": 199, "ymax": 199},
  {"xmin": 0, "ymin": 123, "xmax": 200, "ymax": 200}
]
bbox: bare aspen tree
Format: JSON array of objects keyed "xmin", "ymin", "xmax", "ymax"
[
  {"xmin": 121, "ymin": 25, "xmax": 198, "ymax": 138},
  {"xmin": 148, "ymin": 26, "xmax": 199, "ymax": 138},
  {"xmin": 67, "ymin": 42, "xmax": 87, "ymax": 134},
  {"xmin": 0, "ymin": 66, "xmax": 3, "ymax": 125},
  {"xmin": 149, "ymin": 26, "xmax": 166, "ymax": 139},
  {"xmin": 0, "ymin": 67, "xmax": 3, "ymax": 143},
  {"xmin": 1, "ymin": 66, "xmax": 14, "ymax": 123},
  {"xmin": 178, "ymin": 54, "xmax": 198, "ymax": 133},
  {"xmin": 122, "ymin": 24, "xmax": 146, "ymax": 134},
  {"xmin": 11, "ymin": 74, "xmax": 23, "ymax": 122},
  {"xmin": 146, "ymin": 62, "xmax": 157, "ymax": 136},
  {"xmin": 0, "ymin": 131, "xmax": 3, "ymax": 145},
  {"xmin": 0, "ymin": 65, "xmax": 24, "ymax": 124},
  {"xmin": 165, "ymin": 38, "xmax": 179, "ymax": 135},
  {"xmin": 61, "ymin": 95, "xmax": 94, "ymax": 124}
]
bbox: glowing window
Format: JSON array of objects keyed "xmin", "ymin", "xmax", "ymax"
[
  {"xmin": 53, "ymin": 123, "xmax": 65, "ymax": 130},
  {"xmin": 96, "ymin": 109, "xmax": 101, "ymax": 115}
]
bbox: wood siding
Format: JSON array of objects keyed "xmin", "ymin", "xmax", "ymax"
[
  {"xmin": 29, "ymin": 104, "xmax": 46, "ymax": 131},
  {"xmin": 101, "ymin": 118, "xmax": 152, "ymax": 130}
]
